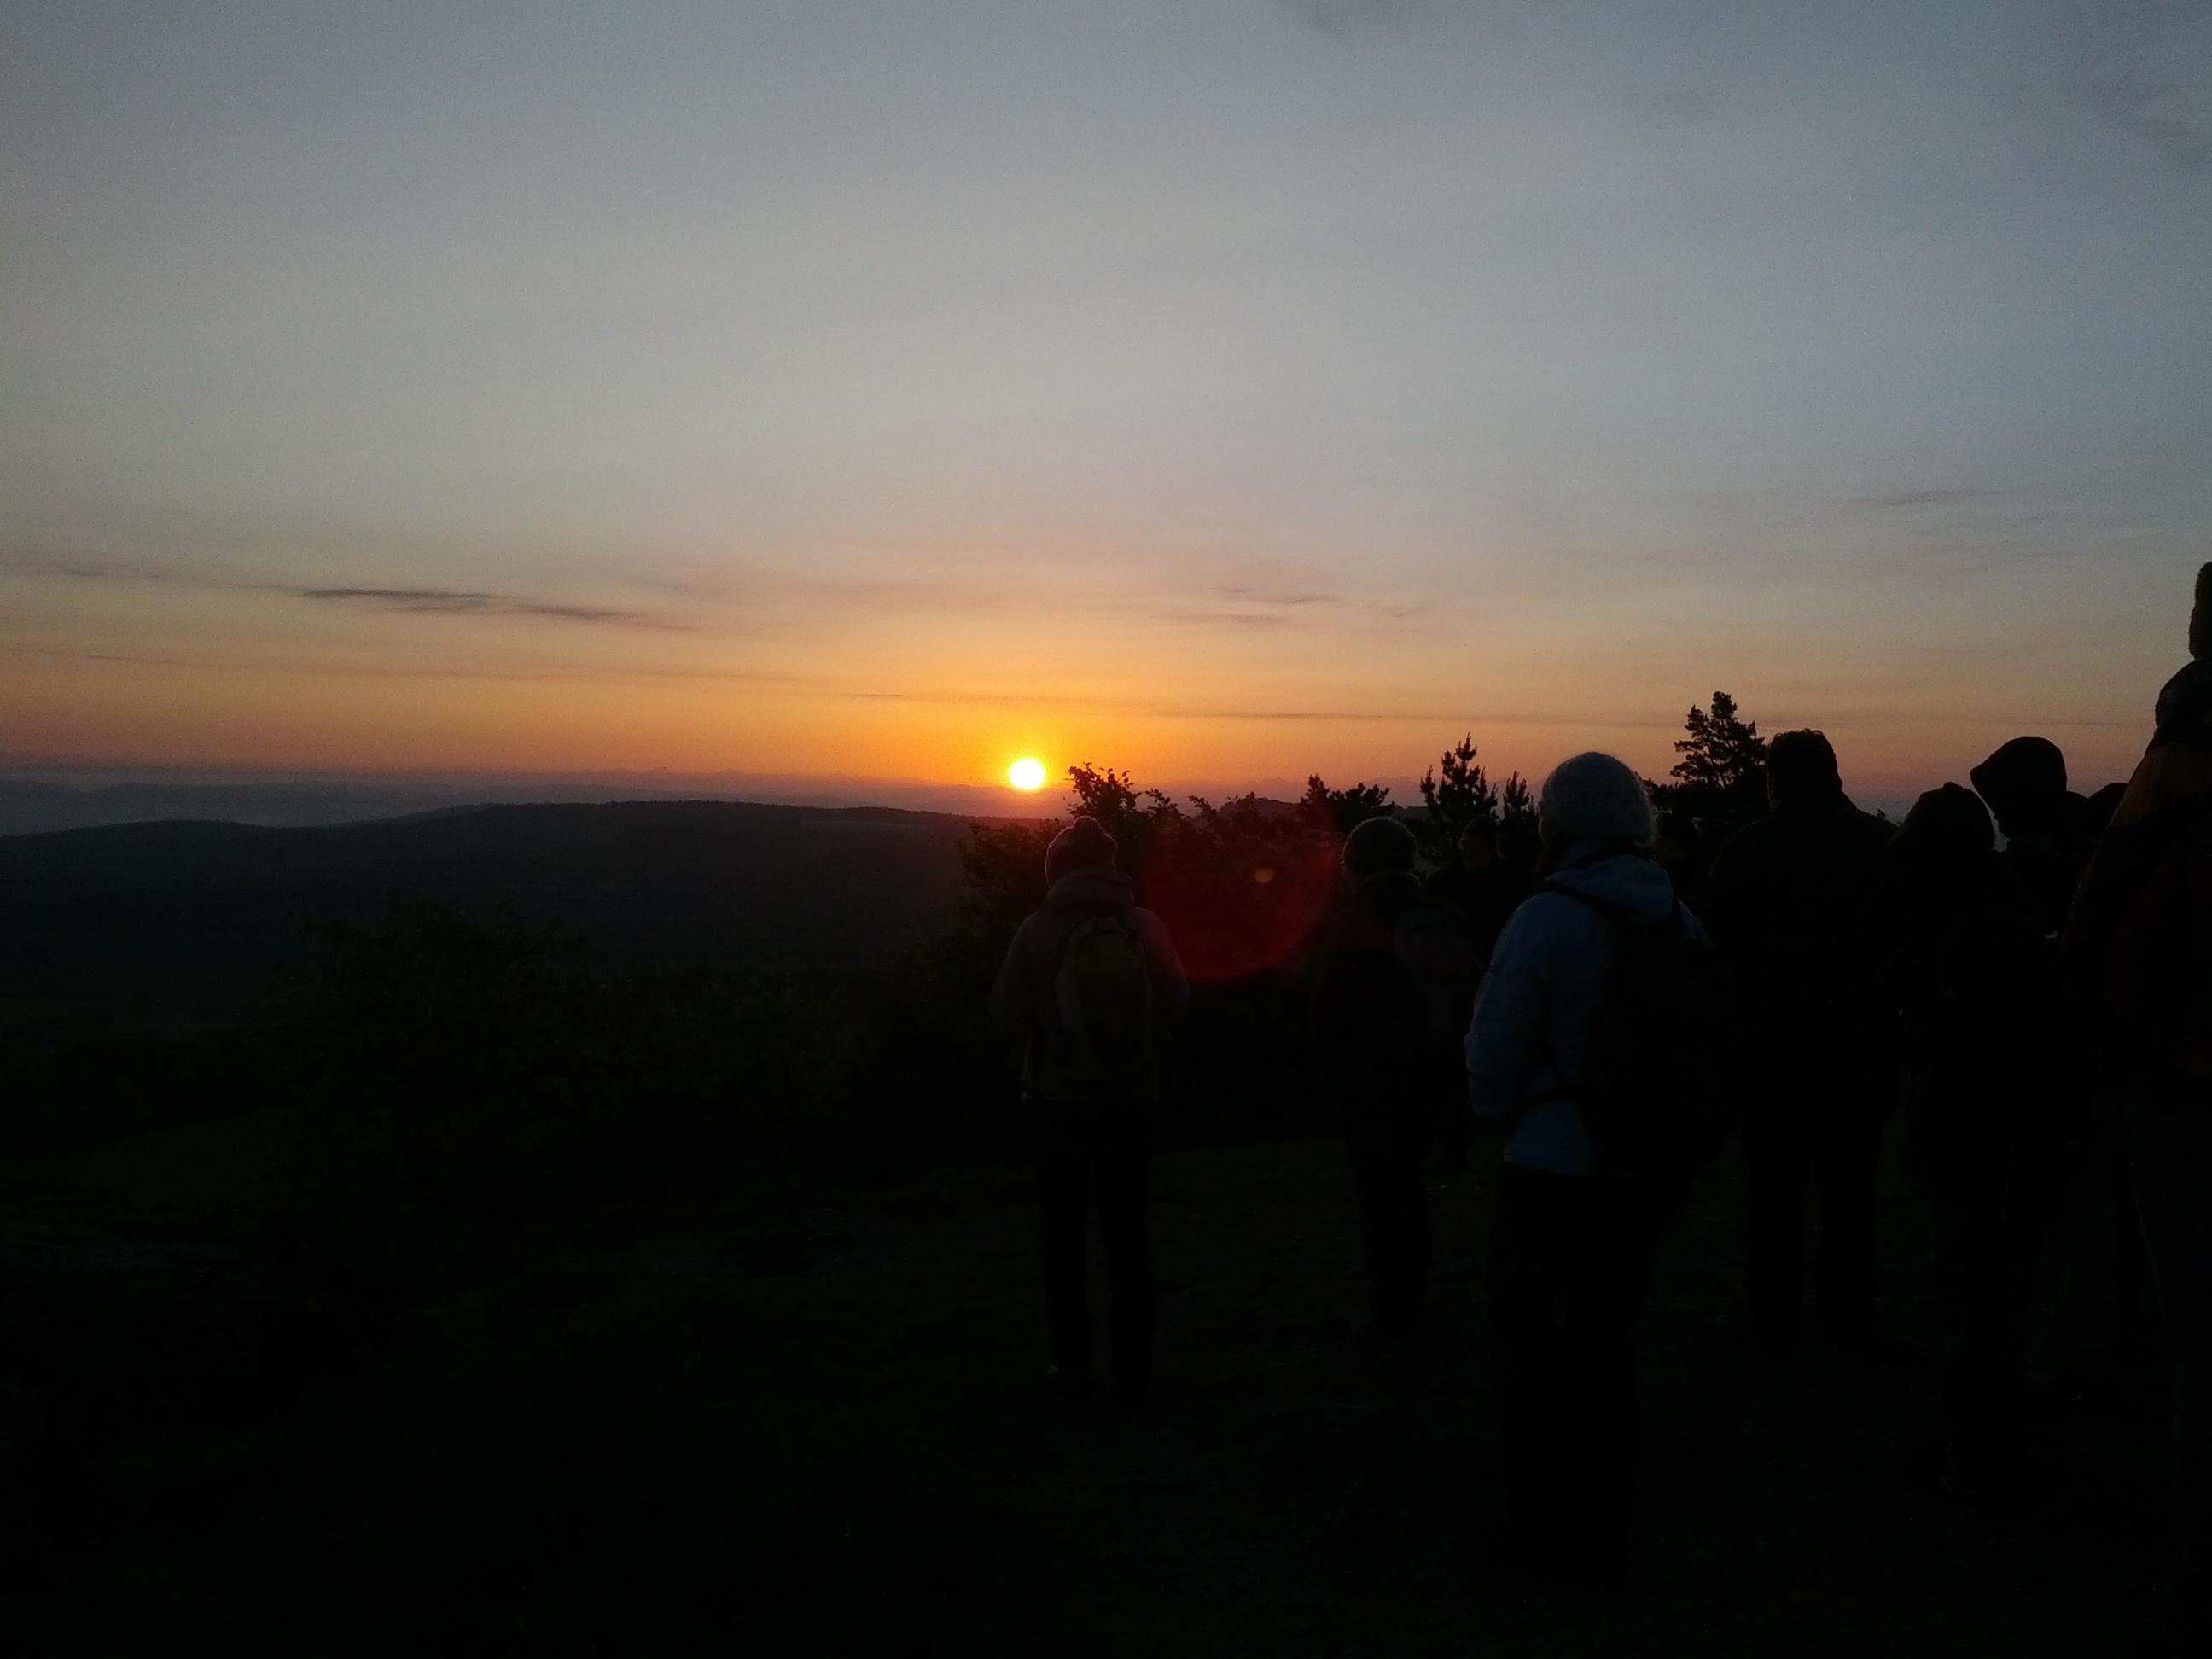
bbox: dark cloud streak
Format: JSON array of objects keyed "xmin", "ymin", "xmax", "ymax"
[
  {"xmin": 297, "ymin": 586, "xmax": 688, "ymax": 629},
  {"xmin": 1, "ymin": 553, "xmax": 689, "ymax": 632},
  {"xmin": 1856, "ymin": 487, "xmax": 1978, "ymax": 509},
  {"xmin": 2067, "ymin": 0, "xmax": 2212, "ymax": 169}
]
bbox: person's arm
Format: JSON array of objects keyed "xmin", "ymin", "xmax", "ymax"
[
  {"xmin": 1464, "ymin": 901, "xmax": 1560, "ymax": 1130},
  {"xmin": 1140, "ymin": 910, "xmax": 1191, "ymax": 1036},
  {"xmin": 989, "ymin": 918, "xmax": 1041, "ymax": 1040},
  {"xmin": 1697, "ymin": 833, "xmax": 1748, "ymax": 946},
  {"xmin": 2064, "ymin": 748, "xmax": 2188, "ymax": 991}
]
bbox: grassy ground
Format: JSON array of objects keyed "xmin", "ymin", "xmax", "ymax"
[{"xmin": 1, "ymin": 1115, "xmax": 2174, "ymax": 1656}]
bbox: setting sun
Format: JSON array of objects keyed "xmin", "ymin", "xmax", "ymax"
[{"xmin": 1007, "ymin": 757, "xmax": 1047, "ymax": 791}]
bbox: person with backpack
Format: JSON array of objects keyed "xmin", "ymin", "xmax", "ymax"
[
  {"xmin": 1701, "ymin": 728, "xmax": 1899, "ymax": 1357},
  {"xmin": 1313, "ymin": 815, "xmax": 1467, "ymax": 1341},
  {"xmin": 1889, "ymin": 783, "xmax": 2072, "ymax": 1501},
  {"xmin": 2066, "ymin": 562, "xmax": 2212, "ymax": 1655},
  {"xmin": 1465, "ymin": 752, "xmax": 1720, "ymax": 1582},
  {"xmin": 990, "ymin": 816, "xmax": 1189, "ymax": 1406}
]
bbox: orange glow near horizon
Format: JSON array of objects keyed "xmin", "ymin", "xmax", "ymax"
[{"xmin": 0, "ymin": 554, "xmax": 2172, "ymax": 816}]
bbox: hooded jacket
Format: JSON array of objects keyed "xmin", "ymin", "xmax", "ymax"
[
  {"xmin": 2066, "ymin": 658, "xmax": 2212, "ymax": 1086},
  {"xmin": 989, "ymin": 866, "xmax": 1190, "ymax": 1101},
  {"xmin": 1465, "ymin": 842, "xmax": 1705, "ymax": 1178}
]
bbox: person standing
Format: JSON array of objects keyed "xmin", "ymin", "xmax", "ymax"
[
  {"xmin": 1702, "ymin": 729, "xmax": 1899, "ymax": 1355},
  {"xmin": 2066, "ymin": 562, "xmax": 2212, "ymax": 1654},
  {"xmin": 991, "ymin": 816, "xmax": 1189, "ymax": 1405},
  {"xmin": 1970, "ymin": 736, "xmax": 2098, "ymax": 935},
  {"xmin": 1466, "ymin": 751, "xmax": 1708, "ymax": 1581},
  {"xmin": 1889, "ymin": 783, "xmax": 2070, "ymax": 1499},
  {"xmin": 1313, "ymin": 816, "xmax": 1457, "ymax": 1340}
]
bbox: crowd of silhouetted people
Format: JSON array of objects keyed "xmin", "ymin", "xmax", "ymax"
[{"xmin": 991, "ymin": 561, "xmax": 2212, "ymax": 1653}]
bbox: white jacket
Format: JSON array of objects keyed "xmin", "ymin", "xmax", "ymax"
[{"xmin": 1464, "ymin": 841, "xmax": 1707, "ymax": 1177}]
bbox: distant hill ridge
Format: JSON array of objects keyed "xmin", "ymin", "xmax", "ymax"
[{"xmin": 0, "ymin": 800, "xmax": 1045, "ymax": 1031}]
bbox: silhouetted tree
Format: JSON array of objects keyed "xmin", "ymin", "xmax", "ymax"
[
  {"xmin": 1301, "ymin": 776, "xmax": 1395, "ymax": 835},
  {"xmin": 1067, "ymin": 762, "xmax": 1182, "ymax": 870},
  {"xmin": 1500, "ymin": 772, "xmax": 1535, "ymax": 833},
  {"xmin": 1650, "ymin": 691, "xmax": 1768, "ymax": 837},
  {"xmin": 1417, "ymin": 735, "xmax": 1533, "ymax": 861}
]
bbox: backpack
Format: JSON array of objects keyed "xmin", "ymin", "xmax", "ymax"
[
  {"xmin": 1051, "ymin": 909, "xmax": 1158, "ymax": 1091},
  {"xmin": 1545, "ymin": 886, "xmax": 1731, "ymax": 1179}
]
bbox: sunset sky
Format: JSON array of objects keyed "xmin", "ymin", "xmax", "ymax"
[{"xmin": 4, "ymin": 2, "xmax": 2209, "ymax": 808}]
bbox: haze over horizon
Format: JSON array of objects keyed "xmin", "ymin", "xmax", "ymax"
[{"xmin": 5, "ymin": 2, "xmax": 2208, "ymax": 806}]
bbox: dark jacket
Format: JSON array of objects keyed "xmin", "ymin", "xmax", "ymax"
[
  {"xmin": 1423, "ymin": 861, "xmax": 1522, "ymax": 977},
  {"xmin": 2065, "ymin": 659, "xmax": 2212, "ymax": 1086},
  {"xmin": 1313, "ymin": 870, "xmax": 1438, "ymax": 1093},
  {"xmin": 1701, "ymin": 792, "xmax": 1896, "ymax": 1045},
  {"xmin": 990, "ymin": 867, "xmax": 1190, "ymax": 1102},
  {"xmin": 1893, "ymin": 852, "xmax": 2071, "ymax": 1206},
  {"xmin": 1998, "ymin": 800, "xmax": 2093, "ymax": 940}
]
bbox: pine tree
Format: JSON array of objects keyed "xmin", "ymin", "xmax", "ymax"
[
  {"xmin": 1301, "ymin": 776, "xmax": 1394, "ymax": 834},
  {"xmin": 1650, "ymin": 691, "xmax": 1768, "ymax": 834},
  {"xmin": 1417, "ymin": 735, "xmax": 1532, "ymax": 861}
]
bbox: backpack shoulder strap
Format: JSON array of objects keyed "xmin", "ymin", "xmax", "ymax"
[{"xmin": 1540, "ymin": 881, "xmax": 1628, "ymax": 933}]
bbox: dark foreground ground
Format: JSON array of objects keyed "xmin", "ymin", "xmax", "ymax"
[{"xmin": 1, "ymin": 1113, "xmax": 2173, "ymax": 1656}]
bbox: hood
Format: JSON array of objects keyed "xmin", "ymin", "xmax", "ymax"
[
  {"xmin": 1043, "ymin": 867, "xmax": 1135, "ymax": 910},
  {"xmin": 2157, "ymin": 658, "xmax": 2212, "ymax": 735},
  {"xmin": 1545, "ymin": 841, "xmax": 1677, "ymax": 924}
]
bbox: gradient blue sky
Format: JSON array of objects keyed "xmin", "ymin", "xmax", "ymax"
[{"xmin": 3, "ymin": 1, "xmax": 2208, "ymax": 804}]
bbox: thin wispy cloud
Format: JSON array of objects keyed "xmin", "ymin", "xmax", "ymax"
[
  {"xmin": 2067, "ymin": 0, "xmax": 2212, "ymax": 167},
  {"xmin": 1856, "ymin": 488, "xmax": 1980, "ymax": 509},
  {"xmin": 1279, "ymin": 0, "xmax": 1427, "ymax": 44}
]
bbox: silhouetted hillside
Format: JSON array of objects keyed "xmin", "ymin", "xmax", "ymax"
[{"xmin": 0, "ymin": 800, "xmax": 1038, "ymax": 1028}]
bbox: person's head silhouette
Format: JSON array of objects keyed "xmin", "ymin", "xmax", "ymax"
[
  {"xmin": 1537, "ymin": 752, "xmax": 1654, "ymax": 852},
  {"xmin": 1342, "ymin": 815, "xmax": 1417, "ymax": 882},
  {"xmin": 1969, "ymin": 737, "xmax": 2068, "ymax": 836},
  {"xmin": 1045, "ymin": 817, "xmax": 1117, "ymax": 882},
  {"xmin": 1764, "ymin": 729, "xmax": 1842, "ymax": 810}
]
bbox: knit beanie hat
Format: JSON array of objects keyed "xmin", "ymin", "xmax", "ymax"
[
  {"xmin": 1342, "ymin": 815, "xmax": 1417, "ymax": 877},
  {"xmin": 1045, "ymin": 816, "xmax": 1117, "ymax": 882},
  {"xmin": 1540, "ymin": 752, "xmax": 1656, "ymax": 846}
]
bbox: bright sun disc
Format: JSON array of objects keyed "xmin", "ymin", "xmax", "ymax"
[{"xmin": 1007, "ymin": 757, "xmax": 1047, "ymax": 791}]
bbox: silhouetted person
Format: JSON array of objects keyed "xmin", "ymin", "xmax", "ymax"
[
  {"xmin": 1467, "ymin": 752, "xmax": 1703, "ymax": 1582},
  {"xmin": 1314, "ymin": 816, "xmax": 1452, "ymax": 1339},
  {"xmin": 1971, "ymin": 737, "xmax": 2143, "ymax": 1386},
  {"xmin": 1425, "ymin": 821, "xmax": 1521, "ymax": 971},
  {"xmin": 1498, "ymin": 816, "xmax": 1545, "ymax": 899},
  {"xmin": 1890, "ymin": 783, "xmax": 2069, "ymax": 1499},
  {"xmin": 1970, "ymin": 736, "xmax": 2097, "ymax": 935},
  {"xmin": 991, "ymin": 817, "xmax": 1189, "ymax": 1404},
  {"xmin": 1423, "ymin": 822, "xmax": 1518, "ymax": 1167},
  {"xmin": 1702, "ymin": 729, "xmax": 1897, "ymax": 1355},
  {"xmin": 1652, "ymin": 810, "xmax": 1712, "ymax": 911},
  {"xmin": 2065, "ymin": 562, "xmax": 2212, "ymax": 1655}
]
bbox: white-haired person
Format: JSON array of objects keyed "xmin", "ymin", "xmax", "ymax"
[{"xmin": 1465, "ymin": 750, "xmax": 1708, "ymax": 1583}]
